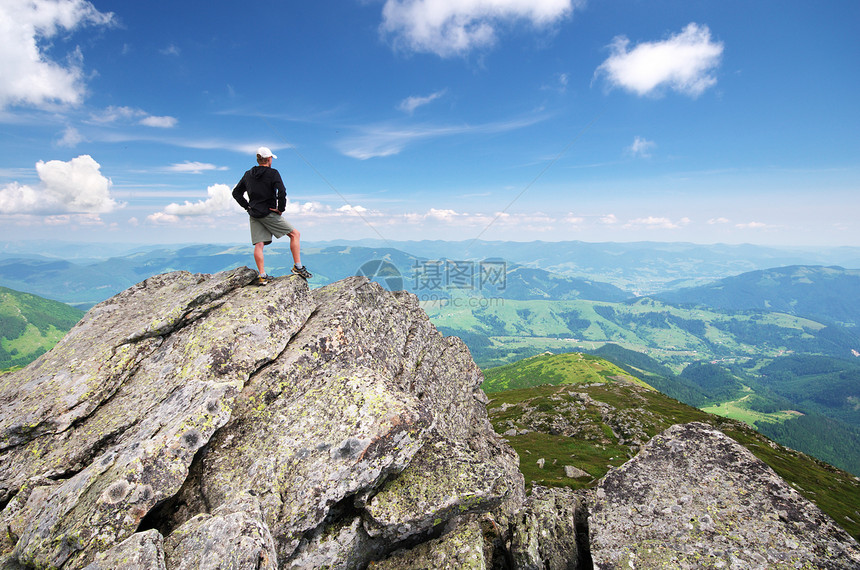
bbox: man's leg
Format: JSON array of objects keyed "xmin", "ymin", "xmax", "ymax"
[
  {"xmin": 254, "ymin": 242, "xmax": 266, "ymax": 275},
  {"xmin": 288, "ymin": 229, "xmax": 301, "ymax": 267}
]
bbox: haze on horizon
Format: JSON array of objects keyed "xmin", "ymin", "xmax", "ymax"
[{"xmin": 0, "ymin": 0, "xmax": 857, "ymax": 248}]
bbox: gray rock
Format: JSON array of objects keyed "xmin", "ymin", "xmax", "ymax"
[
  {"xmin": 163, "ymin": 492, "xmax": 277, "ymax": 570},
  {"xmin": 509, "ymin": 485, "xmax": 588, "ymax": 570},
  {"xmin": 369, "ymin": 515, "xmax": 498, "ymax": 570},
  {"xmin": 285, "ymin": 516, "xmax": 377, "ymax": 570},
  {"xmin": 0, "ymin": 271, "xmax": 523, "ymax": 569},
  {"xmin": 588, "ymin": 422, "xmax": 860, "ymax": 569},
  {"xmin": 364, "ymin": 437, "xmax": 516, "ymax": 543},
  {"xmin": 82, "ymin": 530, "xmax": 166, "ymax": 570},
  {"xmin": 563, "ymin": 465, "xmax": 590, "ymax": 479},
  {"xmin": 4, "ymin": 268, "xmax": 857, "ymax": 570},
  {"xmin": 5, "ymin": 269, "xmax": 314, "ymax": 568}
]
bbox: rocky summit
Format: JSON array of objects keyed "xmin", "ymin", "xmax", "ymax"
[
  {"xmin": 0, "ymin": 268, "xmax": 540, "ymax": 569},
  {"xmin": 0, "ymin": 267, "xmax": 858, "ymax": 569}
]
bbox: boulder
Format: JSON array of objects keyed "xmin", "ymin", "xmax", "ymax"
[
  {"xmin": 0, "ymin": 270, "xmax": 524, "ymax": 569},
  {"xmin": 563, "ymin": 466, "xmax": 590, "ymax": 479},
  {"xmin": 368, "ymin": 515, "xmax": 502, "ymax": 570},
  {"xmin": 588, "ymin": 422, "xmax": 860, "ymax": 569},
  {"xmin": 82, "ymin": 530, "xmax": 165, "ymax": 570},
  {"xmin": 162, "ymin": 492, "xmax": 277, "ymax": 570}
]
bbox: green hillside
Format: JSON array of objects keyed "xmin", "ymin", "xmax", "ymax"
[
  {"xmin": 425, "ymin": 297, "xmax": 855, "ymax": 370},
  {"xmin": 481, "ymin": 351, "xmax": 652, "ymax": 392},
  {"xmin": 482, "ymin": 353, "xmax": 860, "ymax": 541},
  {"xmin": 583, "ymin": 347, "xmax": 860, "ymax": 477},
  {"xmin": 0, "ymin": 287, "xmax": 84, "ymax": 371},
  {"xmin": 657, "ymin": 265, "xmax": 860, "ymax": 327}
]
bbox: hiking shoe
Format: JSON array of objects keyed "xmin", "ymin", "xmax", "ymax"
[
  {"xmin": 254, "ymin": 274, "xmax": 270, "ymax": 286},
  {"xmin": 292, "ymin": 265, "xmax": 312, "ymax": 279}
]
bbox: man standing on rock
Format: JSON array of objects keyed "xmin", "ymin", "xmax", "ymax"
[{"xmin": 232, "ymin": 147, "xmax": 312, "ymax": 285}]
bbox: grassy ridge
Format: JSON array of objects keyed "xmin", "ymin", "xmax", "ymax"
[
  {"xmin": 0, "ymin": 286, "xmax": 83, "ymax": 371},
  {"xmin": 425, "ymin": 297, "xmax": 846, "ymax": 370},
  {"xmin": 482, "ymin": 352, "xmax": 860, "ymax": 541},
  {"xmin": 481, "ymin": 351, "xmax": 652, "ymax": 392}
]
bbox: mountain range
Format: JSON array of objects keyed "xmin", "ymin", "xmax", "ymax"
[
  {"xmin": 656, "ymin": 265, "xmax": 860, "ymax": 327},
  {"xmin": 2, "ymin": 239, "xmax": 860, "ymax": 303},
  {"xmin": 0, "ymin": 243, "xmax": 633, "ymax": 308},
  {"xmin": 317, "ymin": 239, "xmax": 860, "ymax": 294},
  {"xmin": 2, "ymin": 240, "xmax": 859, "ymax": 479}
]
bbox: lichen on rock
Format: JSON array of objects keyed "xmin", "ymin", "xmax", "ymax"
[
  {"xmin": 588, "ymin": 422, "xmax": 860, "ymax": 569},
  {"xmin": 0, "ymin": 270, "xmax": 525, "ymax": 569},
  {"xmin": 509, "ymin": 485, "xmax": 589, "ymax": 570}
]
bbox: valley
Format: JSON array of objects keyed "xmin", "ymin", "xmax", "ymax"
[{"xmin": 423, "ymin": 296, "xmax": 843, "ymax": 370}]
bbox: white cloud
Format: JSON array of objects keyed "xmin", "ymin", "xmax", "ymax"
[
  {"xmin": 139, "ymin": 115, "xmax": 178, "ymax": 128},
  {"xmin": 149, "ymin": 193, "xmax": 390, "ymax": 226},
  {"xmin": 41, "ymin": 213, "xmax": 102, "ymax": 226},
  {"xmin": 398, "ymin": 90, "xmax": 447, "ymax": 114},
  {"xmin": 624, "ymin": 216, "xmax": 691, "ymax": 230},
  {"xmin": 0, "ymin": 183, "xmax": 41, "ymax": 214},
  {"xmin": 338, "ymin": 115, "xmax": 546, "ymax": 159},
  {"xmin": 708, "ymin": 217, "xmax": 730, "ymax": 225},
  {"xmin": 0, "ymin": 155, "xmax": 120, "ymax": 214},
  {"xmin": 166, "ymin": 162, "xmax": 229, "ymax": 174},
  {"xmin": 599, "ymin": 214, "xmax": 618, "ymax": 225},
  {"xmin": 146, "ymin": 211, "xmax": 180, "ymax": 225},
  {"xmin": 380, "ymin": 0, "xmax": 578, "ymax": 57},
  {"xmin": 161, "ymin": 184, "xmax": 244, "ymax": 217},
  {"xmin": 627, "ymin": 136, "xmax": 655, "ymax": 158},
  {"xmin": 90, "ymin": 106, "xmax": 140, "ymax": 123},
  {"xmin": 0, "ymin": 0, "xmax": 114, "ymax": 109},
  {"xmin": 74, "ymin": 213, "xmax": 104, "ymax": 226},
  {"xmin": 596, "ymin": 23, "xmax": 723, "ymax": 98},
  {"xmin": 337, "ymin": 204, "xmax": 369, "ymax": 216},
  {"xmin": 160, "ymin": 44, "xmax": 181, "ymax": 56},
  {"xmin": 426, "ymin": 207, "xmax": 460, "ymax": 221},
  {"xmin": 402, "ymin": 208, "xmax": 558, "ymax": 230},
  {"xmin": 542, "ymin": 71, "xmax": 569, "ymax": 93},
  {"xmin": 90, "ymin": 106, "xmax": 177, "ymax": 128},
  {"xmin": 735, "ymin": 221, "xmax": 772, "ymax": 230},
  {"xmin": 44, "ymin": 214, "xmax": 72, "ymax": 226},
  {"xmin": 57, "ymin": 126, "xmax": 85, "ymax": 147}
]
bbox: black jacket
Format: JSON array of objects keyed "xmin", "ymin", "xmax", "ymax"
[{"xmin": 232, "ymin": 166, "xmax": 287, "ymax": 218}]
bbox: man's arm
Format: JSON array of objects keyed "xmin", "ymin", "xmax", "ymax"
[
  {"xmin": 273, "ymin": 171, "xmax": 287, "ymax": 213},
  {"xmin": 232, "ymin": 178, "xmax": 249, "ymax": 211}
]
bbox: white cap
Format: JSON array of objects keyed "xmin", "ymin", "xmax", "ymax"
[{"xmin": 257, "ymin": 146, "xmax": 277, "ymax": 159}]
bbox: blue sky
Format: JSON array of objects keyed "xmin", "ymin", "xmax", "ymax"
[{"xmin": 0, "ymin": 0, "xmax": 857, "ymax": 246}]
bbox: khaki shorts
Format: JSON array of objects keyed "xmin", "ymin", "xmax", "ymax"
[{"xmin": 249, "ymin": 213, "xmax": 295, "ymax": 245}]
